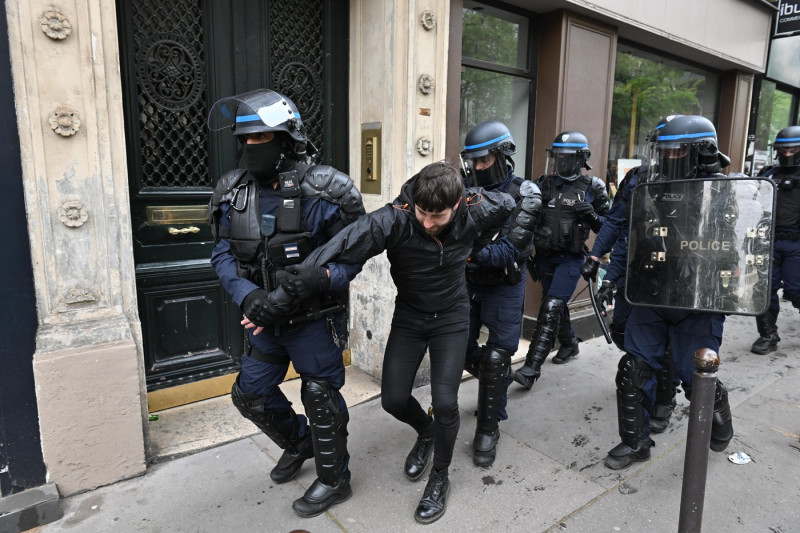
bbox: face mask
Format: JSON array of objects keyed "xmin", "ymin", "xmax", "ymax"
[
  {"xmin": 242, "ymin": 140, "xmax": 285, "ymax": 184},
  {"xmin": 474, "ymin": 156, "xmax": 505, "ymax": 187}
]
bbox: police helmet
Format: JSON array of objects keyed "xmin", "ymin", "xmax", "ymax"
[
  {"xmin": 546, "ymin": 131, "xmax": 591, "ymax": 181},
  {"xmin": 773, "ymin": 125, "xmax": 800, "ymax": 168},
  {"xmin": 207, "ymin": 88, "xmax": 316, "ymax": 158},
  {"xmin": 650, "ymin": 115, "xmax": 724, "ymax": 180},
  {"xmin": 460, "ymin": 121, "xmax": 516, "ymax": 187}
]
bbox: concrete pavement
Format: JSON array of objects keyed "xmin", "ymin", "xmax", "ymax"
[{"xmin": 34, "ymin": 308, "xmax": 800, "ymax": 533}]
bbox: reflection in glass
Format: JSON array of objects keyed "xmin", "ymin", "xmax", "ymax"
[
  {"xmin": 459, "ymin": 68, "xmax": 530, "ymax": 174},
  {"xmin": 462, "ymin": 1, "xmax": 528, "ymax": 69},
  {"xmin": 608, "ymin": 46, "xmax": 718, "ymax": 171}
]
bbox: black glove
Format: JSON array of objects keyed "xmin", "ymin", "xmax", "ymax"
[
  {"xmin": 241, "ymin": 286, "xmax": 300, "ymax": 327},
  {"xmin": 573, "ymin": 200, "xmax": 594, "ymax": 217},
  {"xmin": 596, "ymin": 280, "xmax": 617, "ymax": 317},
  {"xmin": 580, "ymin": 257, "xmax": 600, "ymax": 281},
  {"xmin": 241, "ymin": 289, "xmax": 278, "ymax": 327},
  {"xmin": 526, "ymin": 257, "xmax": 539, "ymax": 282},
  {"xmin": 280, "ymin": 265, "xmax": 331, "ymax": 300}
]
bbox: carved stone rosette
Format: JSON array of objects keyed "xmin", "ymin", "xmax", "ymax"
[
  {"xmin": 58, "ymin": 200, "xmax": 88, "ymax": 228},
  {"xmin": 420, "ymin": 10, "xmax": 436, "ymax": 31},
  {"xmin": 416, "ymin": 137, "xmax": 432, "ymax": 157},
  {"xmin": 40, "ymin": 9, "xmax": 72, "ymax": 40},
  {"xmin": 418, "ymin": 74, "xmax": 434, "ymax": 95},
  {"xmin": 49, "ymin": 104, "xmax": 81, "ymax": 137}
]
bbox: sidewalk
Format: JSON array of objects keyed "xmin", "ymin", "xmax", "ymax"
[{"xmin": 35, "ymin": 311, "xmax": 800, "ymax": 533}]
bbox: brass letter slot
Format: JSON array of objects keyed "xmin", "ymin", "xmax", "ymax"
[{"xmin": 147, "ymin": 205, "xmax": 209, "ymax": 226}]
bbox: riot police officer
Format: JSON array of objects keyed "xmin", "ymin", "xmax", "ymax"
[
  {"xmin": 581, "ymin": 117, "xmax": 682, "ymax": 433},
  {"xmin": 207, "ymin": 89, "xmax": 365, "ymax": 516},
  {"xmin": 513, "ymin": 131, "xmax": 610, "ymax": 390},
  {"xmin": 460, "ymin": 121, "xmax": 541, "ymax": 467},
  {"xmin": 750, "ymin": 125, "xmax": 800, "ymax": 354},
  {"xmin": 604, "ymin": 115, "xmax": 734, "ymax": 469}
]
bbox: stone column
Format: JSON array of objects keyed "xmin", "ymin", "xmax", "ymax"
[{"xmin": 5, "ymin": 0, "xmax": 146, "ymax": 495}]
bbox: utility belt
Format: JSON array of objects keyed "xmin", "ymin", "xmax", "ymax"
[
  {"xmin": 466, "ymin": 262, "xmax": 524, "ymax": 286},
  {"xmin": 775, "ymin": 231, "xmax": 800, "ymax": 241},
  {"xmin": 533, "ymin": 219, "xmax": 590, "ymax": 255}
]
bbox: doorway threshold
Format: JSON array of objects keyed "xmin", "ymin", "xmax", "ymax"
[{"xmin": 146, "ymin": 364, "xmax": 382, "ymax": 463}]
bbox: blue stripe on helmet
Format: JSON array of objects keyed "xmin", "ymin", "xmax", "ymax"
[
  {"xmin": 236, "ymin": 114, "xmax": 261, "ymax": 123},
  {"xmin": 776, "ymin": 136, "xmax": 800, "ymax": 142},
  {"xmin": 465, "ymin": 132, "xmax": 511, "ymax": 150},
  {"xmin": 553, "ymin": 142, "xmax": 588, "ymax": 148},
  {"xmin": 658, "ymin": 131, "xmax": 716, "ymax": 141}
]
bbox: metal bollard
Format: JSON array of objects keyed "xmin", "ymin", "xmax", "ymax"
[{"xmin": 678, "ymin": 348, "xmax": 719, "ymax": 533}]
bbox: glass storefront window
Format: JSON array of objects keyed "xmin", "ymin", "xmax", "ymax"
[
  {"xmin": 607, "ymin": 44, "xmax": 718, "ymax": 186},
  {"xmin": 460, "ymin": 1, "xmax": 534, "ymax": 177},
  {"xmin": 753, "ymin": 80, "xmax": 793, "ymax": 174}
]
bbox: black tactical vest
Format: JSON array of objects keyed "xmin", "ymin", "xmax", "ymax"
[{"xmin": 534, "ymin": 175, "xmax": 591, "ymax": 254}]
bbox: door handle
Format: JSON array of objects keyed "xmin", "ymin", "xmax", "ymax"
[{"xmin": 168, "ymin": 226, "xmax": 200, "ymax": 235}]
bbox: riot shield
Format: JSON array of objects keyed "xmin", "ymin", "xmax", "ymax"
[{"xmin": 625, "ymin": 176, "xmax": 775, "ymax": 315}]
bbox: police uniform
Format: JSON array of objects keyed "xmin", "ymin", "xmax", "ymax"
[
  {"xmin": 460, "ymin": 120, "xmax": 542, "ymax": 467},
  {"xmin": 604, "ymin": 115, "xmax": 734, "ymax": 470},
  {"xmin": 513, "ymin": 131, "xmax": 610, "ymax": 390},
  {"xmin": 207, "ymin": 89, "xmax": 365, "ymax": 517},
  {"xmin": 751, "ymin": 125, "xmax": 800, "ymax": 354}
]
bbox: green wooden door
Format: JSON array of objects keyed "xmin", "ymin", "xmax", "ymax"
[{"xmin": 116, "ymin": 0, "xmax": 348, "ymax": 393}]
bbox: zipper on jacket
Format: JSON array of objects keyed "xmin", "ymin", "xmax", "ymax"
[{"xmin": 433, "ymin": 236, "xmax": 443, "ymax": 266}]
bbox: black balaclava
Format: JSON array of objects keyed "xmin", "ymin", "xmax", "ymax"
[
  {"xmin": 242, "ymin": 139, "xmax": 286, "ymax": 185},
  {"xmin": 474, "ymin": 153, "xmax": 507, "ymax": 187}
]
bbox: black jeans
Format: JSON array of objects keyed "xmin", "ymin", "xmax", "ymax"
[{"xmin": 381, "ymin": 299, "xmax": 469, "ymax": 472}]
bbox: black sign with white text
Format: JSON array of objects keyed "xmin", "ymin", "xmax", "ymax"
[{"xmin": 776, "ymin": 0, "xmax": 800, "ymax": 36}]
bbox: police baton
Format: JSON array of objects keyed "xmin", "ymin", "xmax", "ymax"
[
  {"xmin": 678, "ymin": 348, "xmax": 719, "ymax": 533},
  {"xmin": 586, "ymin": 277, "xmax": 612, "ymax": 344}
]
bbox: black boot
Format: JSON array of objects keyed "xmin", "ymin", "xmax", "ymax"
[
  {"xmin": 553, "ymin": 321, "xmax": 579, "ymax": 364},
  {"xmin": 604, "ymin": 438, "xmax": 655, "ymax": 470},
  {"xmin": 751, "ymin": 333, "xmax": 780, "ymax": 354},
  {"xmin": 751, "ymin": 312, "xmax": 779, "ymax": 354},
  {"xmin": 710, "ymin": 382, "xmax": 734, "ymax": 452},
  {"xmin": 513, "ymin": 298, "xmax": 563, "ymax": 389},
  {"xmin": 473, "ymin": 346, "xmax": 510, "ymax": 467},
  {"xmin": 405, "ymin": 415, "xmax": 434, "ymax": 481},
  {"xmin": 650, "ymin": 351, "xmax": 677, "ymax": 434},
  {"xmin": 294, "ymin": 378, "xmax": 351, "ymax": 517},
  {"xmin": 414, "ymin": 468, "xmax": 450, "ymax": 524},
  {"xmin": 605, "ymin": 353, "xmax": 655, "ymax": 470},
  {"xmin": 270, "ymin": 432, "xmax": 315, "ymax": 483},
  {"xmin": 292, "ymin": 470, "xmax": 352, "ymax": 518},
  {"xmin": 230, "ymin": 378, "xmax": 312, "ymax": 483}
]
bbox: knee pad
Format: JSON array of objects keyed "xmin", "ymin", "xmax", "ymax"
[
  {"xmin": 301, "ymin": 378, "xmax": 347, "ymax": 424},
  {"xmin": 616, "ymin": 353, "xmax": 653, "ymax": 392},
  {"xmin": 478, "ymin": 346, "xmax": 512, "ymax": 378},
  {"xmin": 231, "ymin": 379, "xmax": 299, "ymax": 450}
]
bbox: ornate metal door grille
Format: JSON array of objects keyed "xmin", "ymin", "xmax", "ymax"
[
  {"xmin": 270, "ymin": 1, "xmax": 324, "ymax": 162},
  {"xmin": 131, "ymin": 0, "xmax": 209, "ymax": 189}
]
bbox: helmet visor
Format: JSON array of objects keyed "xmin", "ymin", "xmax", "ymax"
[
  {"xmin": 546, "ymin": 151, "xmax": 582, "ymax": 180},
  {"xmin": 207, "ymin": 90, "xmax": 299, "ymax": 132},
  {"xmin": 650, "ymin": 141, "xmax": 700, "ymax": 180}
]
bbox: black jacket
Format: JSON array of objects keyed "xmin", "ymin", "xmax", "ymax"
[{"xmin": 300, "ymin": 173, "xmax": 515, "ymax": 314}]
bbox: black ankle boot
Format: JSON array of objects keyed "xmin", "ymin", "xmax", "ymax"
[
  {"xmin": 710, "ymin": 385, "xmax": 733, "ymax": 452},
  {"xmin": 512, "ymin": 364, "xmax": 540, "ymax": 390},
  {"xmin": 649, "ymin": 399, "xmax": 676, "ymax": 434},
  {"xmin": 473, "ymin": 430, "xmax": 499, "ymax": 467},
  {"xmin": 414, "ymin": 468, "xmax": 449, "ymax": 524},
  {"xmin": 405, "ymin": 420, "xmax": 434, "ymax": 481},
  {"xmin": 270, "ymin": 433, "xmax": 315, "ymax": 483},
  {"xmin": 292, "ymin": 470, "xmax": 352, "ymax": 518},
  {"xmin": 750, "ymin": 333, "xmax": 779, "ymax": 354},
  {"xmin": 604, "ymin": 438, "xmax": 655, "ymax": 470},
  {"xmin": 552, "ymin": 340, "xmax": 579, "ymax": 364}
]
